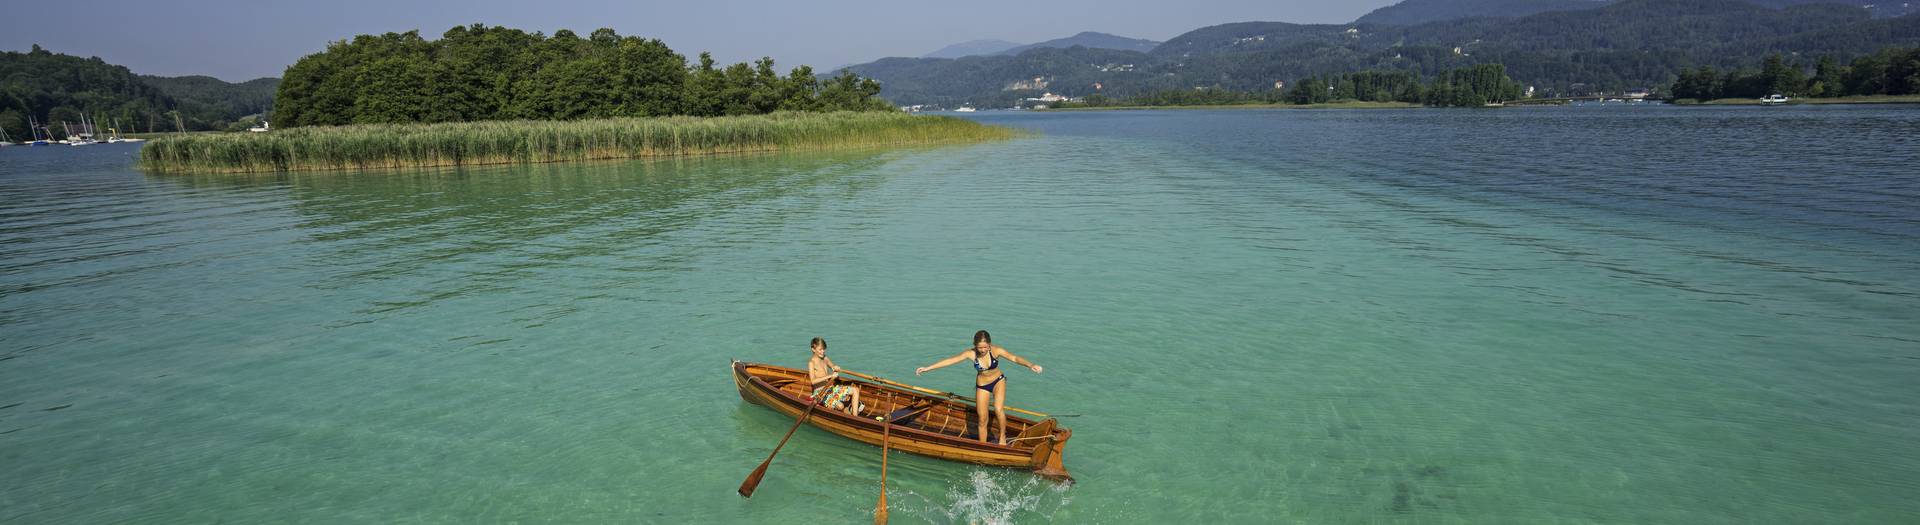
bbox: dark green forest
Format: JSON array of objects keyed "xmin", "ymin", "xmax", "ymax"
[
  {"xmin": 1670, "ymin": 47, "xmax": 1920, "ymax": 99},
  {"xmin": 0, "ymin": 44, "xmax": 278, "ymax": 137},
  {"xmin": 844, "ymin": 0, "xmax": 1920, "ymax": 106},
  {"xmin": 1, "ymin": 45, "xmax": 276, "ymax": 140},
  {"xmin": 0, "ymin": 45, "xmax": 170, "ymax": 140},
  {"xmin": 1355, "ymin": 0, "xmax": 1610, "ymax": 26},
  {"xmin": 1063, "ymin": 64, "xmax": 1527, "ymax": 108},
  {"xmin": 274, "ymin": 25, "xmax": 893, "ymax": 127},
  {"xmin": 139, "ymin": 76, "xmax": 279, "ymax": 131}
]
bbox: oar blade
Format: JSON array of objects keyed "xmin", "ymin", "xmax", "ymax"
[
  {"xmin": 738, "ymin": 460, "xmax": 770, "ymax": 498},
  {"xmin": 738, "ymin": 403, "xmax": 815, "ymax": 499}
]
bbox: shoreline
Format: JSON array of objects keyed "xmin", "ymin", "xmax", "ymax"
[
  {"xmin": 1038, "ymin": 101, "xmax": 1422, "ymax": 112},
  {"xmin": 1672, "ymin": 94, "xmax": 1920, "ymax": 106}
]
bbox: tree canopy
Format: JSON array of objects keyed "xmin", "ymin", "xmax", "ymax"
[
  {"xmin": 274, "ymin": 25, "xmax": 891, "ymax": 127},
  {"xmin": 1670, "ymin": 47, "xmax": 1920, "ymax": 100}
]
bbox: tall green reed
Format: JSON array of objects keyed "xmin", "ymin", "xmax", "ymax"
[{"xmin": 139, "ymin": 112, "xmax": 1018, "ymax": 173}]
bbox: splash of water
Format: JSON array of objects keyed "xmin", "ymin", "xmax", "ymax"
[{"xmin": 916, "ymin": 469, "xmax": 1073, "ymax": 525}]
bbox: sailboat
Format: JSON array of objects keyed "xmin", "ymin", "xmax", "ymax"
[
  {"xmin": 73, "ymin": 116, "xmax": 106, "ymax": 146},
  {"xmin": 1, "ymin": 123, "xmax": 13, "ymax": 146},
  {"xmin": 26, "ymin": 116, "xmax": 53, "ymax": 146},
  {"xmin": 65, "ymin": 120, "xmax": 98, "ymax": 146},
  {"xmin": 105, "ymin": 118, "xmax": 144, "ymax": 143}
]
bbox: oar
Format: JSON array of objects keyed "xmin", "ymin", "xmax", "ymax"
[
  {"xmin": 838, "ymin": 369, "xmax": 1077, "ymax": 419},
  {"xmin": 877, "ymin": 400, "xmax": 937, "ymax": 525},
  {"xmin": 738, "ymin": 402, "xmax": 818, "ymax": 498},
  {"xmin": 876, "ymin": 394, "xmax": 893, "ymax": 525}
]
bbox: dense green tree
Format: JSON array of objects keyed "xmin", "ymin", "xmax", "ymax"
[
  {"xmin": 1759, "ymin": 54, "xmax": 1808, "ymax": 96},
  {"xmin": 684, "ymin": 53, "xmax": 727, "ymax": 117},
  {"xmin": 1667, "ymin": 47, "xmax": 1918, "ymax": 100},
  {"xmin": 780, "ymin": 66, "xmax": 822, "ymax": 111},
  {"xmin": 273, "ymin": 25, "xmax": 893, "ymax": 127},
  {"xmin": 1810, "ymin": 56, "xmax": 1845, "ymax": 97},
  {"xmin": 1424, "ymin": 64, "xmax": 1524, "ymax": 106},
  {"xmin": 616, "ymin": 37, "xmax": 688, "ymax": 116},
  {"xmin": 817, "ymin": 71, "xmax": 892, "ymax": 111}
]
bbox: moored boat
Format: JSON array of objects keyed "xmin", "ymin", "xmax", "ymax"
[{"xmin": 731, "ymin": 360, "xmax": 1073, "ymax": 482}]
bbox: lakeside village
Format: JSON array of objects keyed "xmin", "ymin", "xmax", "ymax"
[{"xmin": 899, "ymin": 74, "xmax": 1668, "ymax": 112}]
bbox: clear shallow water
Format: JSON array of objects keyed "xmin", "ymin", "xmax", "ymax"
[{"xmin": 1, "ymin": 106, "xmax": 1917, "ymax": 523}]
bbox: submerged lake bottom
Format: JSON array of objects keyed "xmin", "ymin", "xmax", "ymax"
[{"xmin": 2, "ymin": 105, "xmax": 1917, "ymax": 523}]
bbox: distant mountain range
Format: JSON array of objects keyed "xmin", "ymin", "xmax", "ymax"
[
  {"xmin": 919, "ymin": 32, "xmax": 1161, "ymax": 59},
  {"xmin": 996, "ymin": 32, "xmax": 1161, "ymax": 56},
  {"xmin": 1355, "ymin": 0, "xmax": 1612, "ymax": 25},
  {"xmin": 922, "ymin": 39, "xmax": 1024, "ymax": 58},
  {"xmin": 844, "ymin": 0, "xmax": 1920, "ymax": 107},
  {"xmin": 1354, "ymin": 0, "xmax": 1914, "ymax": 25}
]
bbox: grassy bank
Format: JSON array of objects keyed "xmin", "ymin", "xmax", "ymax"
[
  {"xmin": 1042, "ymin": 101, "xmax": 1420, "ymax": 111},
  {"xmin": 138, "ymin": 111, "xmax": 1017, "ymax": 173},
  {"xmin": 1674, "ymin": 95, "xmax": 1920, "ymax": 106}
]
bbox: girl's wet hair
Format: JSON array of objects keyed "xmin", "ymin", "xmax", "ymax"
[
  {"xmin": 811, "ymin": 337, "xmax": 826, "ymax": 350},
  {"xmin": 973, "ymin": 330, "xmax": 991, "ymax": 346}
]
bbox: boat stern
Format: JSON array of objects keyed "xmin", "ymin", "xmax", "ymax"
[{"xmin": 1023, "ymin": 421, "xmax": 1074, "ymax": 483}]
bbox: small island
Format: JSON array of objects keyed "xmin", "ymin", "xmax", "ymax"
[{"xmin": 137, "ymin": 26, "xmax": 1014, "ymax": 173}]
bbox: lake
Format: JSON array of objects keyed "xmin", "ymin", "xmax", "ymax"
[{"xmin": 2, "ymin": 105, "xmax": 1917, "ymax": 523}]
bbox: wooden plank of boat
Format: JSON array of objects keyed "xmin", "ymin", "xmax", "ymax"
[{"xmin": 731, "ymin": 360, "xmax": 1073, "ymax": 483}]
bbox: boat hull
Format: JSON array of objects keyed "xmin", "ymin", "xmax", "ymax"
[{"xmin": 732, "ymin": 360, "xmax": 1072, "ymax": 482}]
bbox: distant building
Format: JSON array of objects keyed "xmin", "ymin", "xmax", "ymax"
[
  {"xmin": 1623, "ymin": 88, "xmax": 1653, "ymax": 99},
  {"xmin": 1019, "ymin": 92, "xmax": 1080, "ymax": 107},
  {"xmin": 1004, "ymin": 76, "xmax": 1050, "ymax": 91},
  {"xmin": 1274, "ymin": 80, "xmax": 1286, "ymax": 90}
]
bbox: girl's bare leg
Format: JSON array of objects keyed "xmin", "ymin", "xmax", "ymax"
[
  {"xmin": 974, "ymin": 387, "xmax": 990, "ymax": 443},
  {"xmin": 994, "ymin": 383, "xmax": 1009, "ymax": 445}
]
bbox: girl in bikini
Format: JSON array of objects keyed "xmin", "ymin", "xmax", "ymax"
[{"xmin": 916, "ymin": 330, "xmax": 1042, "ymax": 445}]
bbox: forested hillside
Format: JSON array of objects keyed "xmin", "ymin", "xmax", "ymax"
[
  {"xmin": 1353, "ymin": 0, "xmax": 1912, "ymax": 25},
  {"xmin": 1355, "ymin": 0, "xmax": 1609, "ymax": 25},
  {"xmin": 996, "ymin": 32, "xmax": 1159, "ymax": 56},
  {"xmin": 140, "ymin": 76, "xmax": 279, "ymax": 131},
  {"xmin": 0, "ymin": 45, "xmax": 173, "ymax": 139},
  {"xmin": 1, "ymin": 45, "xmax": 285, "ymax": 139},
  {"xmin": 842, "ymin": 0, "xmax": 1920, "ymax": 106}
]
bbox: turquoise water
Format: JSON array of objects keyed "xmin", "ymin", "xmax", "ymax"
[{"xmin": 2, "ymin": 106, "xmax": 1917, "ymax": 523}]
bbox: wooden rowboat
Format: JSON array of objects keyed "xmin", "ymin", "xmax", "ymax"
[{"xmin": 731, "ymin": 360, "xmax": 1074, "ymax": 482}]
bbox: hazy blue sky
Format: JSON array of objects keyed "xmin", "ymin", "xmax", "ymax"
[{"xmin": 5, "ymin": 0, "xmax": 1398, "ymax": 81}]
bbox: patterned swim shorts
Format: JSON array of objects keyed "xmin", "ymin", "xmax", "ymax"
[{"xmin": 811, "ymin": 384, "xmax": 854, "ymax": 411}]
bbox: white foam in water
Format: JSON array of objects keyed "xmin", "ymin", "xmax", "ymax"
[{"xmin": 911, "ymin": 469, "xmax": 1073, "ymax": 525}]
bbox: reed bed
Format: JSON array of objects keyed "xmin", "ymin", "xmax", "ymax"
[{"xmin": 138, "ymin": 111, "xmax": 1018, "ymax": 173}]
